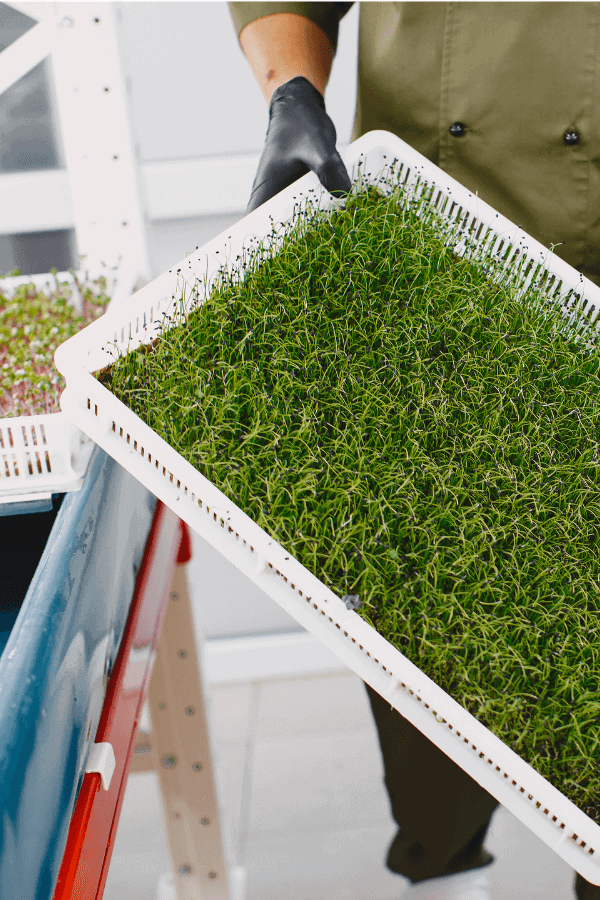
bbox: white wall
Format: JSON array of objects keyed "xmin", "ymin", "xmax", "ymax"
[
  {"xmin": 117, "ymin": 0, "xmax": 360, "ymax": 279},
  {"xmin": 115, "ymin": 1, "xmax": 359, "ymax": 161},
  {"xmin": 1, "ymin": 2, "xmax": 360, "ymax": 276}
]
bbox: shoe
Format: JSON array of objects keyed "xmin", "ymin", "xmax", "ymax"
[{"xmin": 400, "ymin": 867, "xmax": 492, "ymax": 900}]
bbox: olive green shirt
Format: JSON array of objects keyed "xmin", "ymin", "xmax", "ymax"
[{"xmin": 229, "ymin": 2, "xmax": 600, "ymax": 286}]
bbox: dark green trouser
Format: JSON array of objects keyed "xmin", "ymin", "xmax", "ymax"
[{"xmin": 365, "ymin": 683, "xmax": 600, "ymax": 899}]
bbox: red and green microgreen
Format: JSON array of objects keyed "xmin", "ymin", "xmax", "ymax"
[{"xmin": 1, "ymin": 269, "xmax": 111, "ymax": 417}]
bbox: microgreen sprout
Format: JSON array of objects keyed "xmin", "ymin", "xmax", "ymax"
[
  {"xmin": 98, "ymin": 166, "xmax": 600, "ymax": 822},
  {"xmin": 1, "ymin": 269, "xmax": 111, "ymax": 417}
]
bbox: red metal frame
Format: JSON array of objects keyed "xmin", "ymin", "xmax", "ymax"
[{"xmin": 52, "ymin": 501, "xmax": 192, "ymax": 900}]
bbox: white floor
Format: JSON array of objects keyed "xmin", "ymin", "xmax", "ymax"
[{"xmin": 103, "ymin": 667, "xmax": 578, "ymax": 900}]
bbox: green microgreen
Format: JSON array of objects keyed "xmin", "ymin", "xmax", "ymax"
[
  {"xmin": 97, "ymin": 167, "xmax": 600, "ymax": 823},
  {"xmin": 1, "ymin": 268, "xmax": 111, "ymax": 417}
]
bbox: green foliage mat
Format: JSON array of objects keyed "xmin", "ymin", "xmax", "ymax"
[{"xmin": 98, "ymin": 178, "xmax": 600, "ymax": 823}]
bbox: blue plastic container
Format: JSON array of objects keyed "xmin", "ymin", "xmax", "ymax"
[{"xmin": 0, "ymin": 444, "xmax": 156, "ymax": 900}]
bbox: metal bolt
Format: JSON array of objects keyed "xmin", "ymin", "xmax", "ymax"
[
  {"xmin": 174, "ymin": 811, "xmax": 182, "ymax": 819},
  {"xmin": 192, "ymin": 762, "xmax": 202, "ymax": 772},
  {"xmin": 178, "ymin": 649, "xmax": 187, "ymax": 658},
  {"xmin": 170, "ymin": 591, "xmax": 179, "ymax": 600},
  {"xmin": 93, "ymin": 17, "xmax": 101, "ymax": 23},
  {"xmin": 103, "ymin": 86, "xmax": 110, "ymax": 92},
  {"xmin": 158, "ymin": 701, "xmax": 166, "ymax": 710},
  {"xmin": 201, "ymin": 817, "xmax": 210, "ymax": 826},
  {"xmin": 185, "ymin": 706, "xmax": 195, "ymax": 716},
  {"xmin": 208, "ymin": 872, "xmax": 217, "ymax": 879},
  {"xmin": 178, "ymin": 865, "xmax": 192, "ymax": 876},
  {"xmin": 162, "ymin": 754, "xmax": 177, "ymax": 769}
]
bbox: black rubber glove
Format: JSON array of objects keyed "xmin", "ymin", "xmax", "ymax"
[{"xmin": 246, "ymin": 75, "xmax": 352, "ymax": 215}]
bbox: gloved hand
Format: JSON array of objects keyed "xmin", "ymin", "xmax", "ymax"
[{"xmin": 246, "ymin": 75, "xmax": 352, "ymax": 215}]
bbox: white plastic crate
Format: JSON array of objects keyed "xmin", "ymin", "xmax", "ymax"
[
  {"xmin": 0, "ymin": 412, "xmax": 95, "ymax": 515},
  {"xmin": 54, "ymin": 130, "xmax": 600, "ymax": 884},
  {"xmin": 0, "ymin": 268, "xmax": 115, "ymax": 513}
]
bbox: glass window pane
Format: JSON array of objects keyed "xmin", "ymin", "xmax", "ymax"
[{"xmin": 0, "ymin": 3, "xmax": 61, "ymax": 172}]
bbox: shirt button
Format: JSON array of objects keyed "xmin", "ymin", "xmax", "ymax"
[
  {"xmin": 563, "ymin": 129, "xmax": 580, "ymax": 145},
  {"xmin": 449, "ymin": 122, "xmax": 466, "ymax": 137}
]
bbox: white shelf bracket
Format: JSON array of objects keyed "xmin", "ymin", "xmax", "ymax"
[{"xmin": 85, "ymin": 741, "xmax": 116, "ymax": 792}]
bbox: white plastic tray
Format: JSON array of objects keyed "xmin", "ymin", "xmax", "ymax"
[
  {"xmin": 0, "ymin": 270, "xmax": 112, "ymax": 512},
  {"xmin": 0, "ymin": 411, "xmax": 95, "ymax": 514},
  {"xmin": 54, "ymin": 130, "xmax": 600, "ymax": 884}
]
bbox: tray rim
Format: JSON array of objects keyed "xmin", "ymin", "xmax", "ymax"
[
  {"xmin": 55, "ymin": 128, "xmax": 600, "ymax": 884},
  {"xmin": 0, "ymin": 411, "xmax": 95, "ymax": 500}
]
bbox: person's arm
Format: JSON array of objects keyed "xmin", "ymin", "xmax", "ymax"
[
  {"xmin": 230, "ymin": 8, "xmax": 351, "ymax": 213},
  {"xmin": 239, "ymin": 12, "xmax": 334, "ymax": 104}
]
